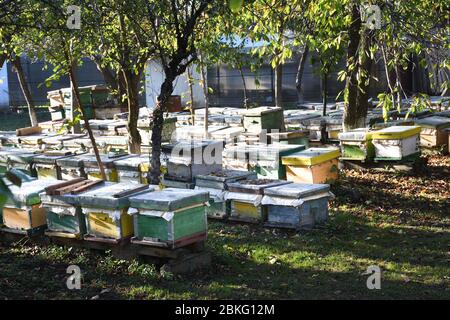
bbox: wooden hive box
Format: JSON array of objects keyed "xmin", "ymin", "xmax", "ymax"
[
  {"xmin": 262, "ymin": 183, "xmax": 333, "ymax": 230},
  {"xmin": 225, "ymin": 179, "xmax": 291, "ymax": 223},
  {"xmin": 33, "ymin": 151, "xmax": 80, "ymax": 180},
  {"xmin": 195, "ymin": 170, "xmax": 257, "ymax": 219},
  {"xmin": 2, "ymin": 178, "xmax": 61, "ymax": 234},
  {"xmin": 222, "ymin": 144, "xmax": 252, "ymax": 171},
  {"xmin": 80, "ymin": 135, "xmax": 129, "ymax": 154},
  {"xmin": 282, "ymin": 147, "xmax": 340, "ymax": 184},
  {"xmin": 56, "ymin": 154, "xmax": 88, "ymax": 180},
  {"xmin": 138, "ymin": 116, "xmax": 177, "ymax": 144},
  {"xmin": 371, "ymin": 126, "xmax": 421, "ymax": 161},
  {"xmin": 129, "ymin": 188, "xmax": 209, "ymax": 248},
  {"xmin": 415, "ymin": 116, "xmax": 450, "ymax": 148},
  {"xmin": 114, "ymin": 154, "xmax": 151, "ymax": 184},
  {"xmin": 81, "ymin": 153, "xmax": 132, "ymax": 182},
  {"xmin": 3, "ymin": 148, "xmax": 41, "ymax": 177},
  {"xmin": 247, "ymin": 144, "xmax": 306, "ymax": 180},
  {"xmin": 40, "ymin": 179, "xmax": 105, "ymax": 238},
  {"xmin": 78, "ymin": 182, "xmax": 155, "ymax": 241},
  {"xmin": 174, "ymin": 125, "xmax": 229, "ymax": 141},
  {"xmin": 210, "ymin": 127, "xmax": 244, "ymax": 145},
  {"xmin": 41, "ymin": 134, "xmax": 87, "ymax": 151},
  {"xmin": 338, "ymin": 129, "xmax": 374, "ymax": 161},
  {"xmin": 163, "ymin": 140, "xmax": 223, "ymax": 182},
  {"xmin": 242, "ymin": 107, "xmax": 285, "ymax": 133},
  {"xmin": 267, "ymin": 130, "xmax": 310, "ymax": 147}
]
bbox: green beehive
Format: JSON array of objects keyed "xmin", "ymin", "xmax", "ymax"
[
  {"xmin": 247, "ymin": 144, "xmax": 306, "ymax": 180},
  {"xmin": 195, "ymin": 170, "xmax": 257, "ymax": 219},
  {"xmin": 242, "ymin": 107, "xmax": 285, "ymax": 133},
  {"xmin": 0, "ymin": 147, "xmax": 40, "ymax": 177},
  {"xmin": 40, "ymin": 180, "xmax": 107, "ymax": 238},
  {"xmin": 338, "ymin": 129, "xmax": 374, "ymax": 161},
  {"xmin": 267, "ymin": 130, "xmax": 310, "ymax": 147},
  {"xmin": 129, "ymin": 188, "xmax": 209, "ymax": 248}
]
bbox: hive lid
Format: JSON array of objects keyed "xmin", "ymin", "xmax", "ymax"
[
  {"xmin": 129, "ymin": 188, "xmax": 209, "ymax": 211},
  {"xmin": 162, "ymin": 140, "xmax": 223, "ymax": 159},
  {"xmin": 2, "ymin": 148, "xmax": 41, "ymax": 164},
  {"xmin": 78, "ymin": 182, "xmax": 154, "ymax": 209},
  {"xmin": 41, "ymin": 134, "xmax": 87, "ymax": 145},
  {"xmin": 227, "ymin": 179, "xmax": 291, "ymax": 194},
  {"xmin": 415, "ymin": 116, "xmax": 450, "ymax": 129},
  {"xmin": 264, "ymin": 183, "xmax": 330, "ymax": 198},
  {"xmin": 371, "ymin": 126, "xmax": 421, "ymax": 140},
  {"xmin": 267, "ymin": 130, "xmax": 308, "ymax": 139},
  {"xmin": 281, "ymin": 147, "xmax": 340, "ymax": 166},
  {"xmin": 338, "ymin": 129, "xmax": 373, "ymax": 141},
  {"xmin": 249, "ymin": 144, "xmax": 306, "ymax": 160},
  {"xmin": 55, "ymin": 154, "xmax": 87, "ymax": 167},
  {"xmin": 196, "ymin": 170, "xmax": 257, "ymax": 183},
  {"xmin": 113, "ymin": 154, "xmax": 150, "ymax": 171},
  {"xmin": 33, "ymin": 152, "xmax": 77, "ymax": 165},
  {"xmin": 82, "ymin": 153, "xmax": 132, "ymax": 168},
  {"xmin": 242, "ymin": 106, "xmax": 282, "ymax": 116},
  {"xmin": 40, "ymin": 180, "xmax": 107, "ymax": 206},
  {"xmin": 3, "ymin": 178, "xmax": 60, "ymax": 206}
]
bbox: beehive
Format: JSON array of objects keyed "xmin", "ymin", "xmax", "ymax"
[
  {"xmin": 338, "ymin": 129, "xmax": 374, "ymax": 161},
  {"xmin": 33, "ymin": 151, "xmax": 79, "ymax": 180},
  {"xmin": 114, "ymin": 155, "xmax": 151, "ymax": 184},
  {"xmin": 40, "ymin": 179, "xmax": 105, "ymax": 238},
  {"xmin": 0, "ymin": 148, "xmax": 40, "ymax": 177},
  {"xmin": 222, "ymin": 145, "xmax": 251, "ymax": 171},
  {"xmin": 414, "ymin": 116, "xmax": 450, "ymax": 148},
  {"xmin": 267, "ymin": 130, "xmax": 309, "ymax": 147},
  {"xmin": 372, "ymin": 126, "xmax": 421, "ymax": 160},
  {"xmin": 195, "ymin": 170, "xmax": 257, "ymax": 219},
  {"xmin": 262, "ymin": 183, "xmax": 333, "ymax": 230},
  {"xmin": 282, "ymin": 147, "xmax": 340, "ymax": 184},
  {"xmin": 2, "ymin": 178, "xmax": 61, "ymax": 235},
  {"xmin": 81, "ymin": 153, "xmax": 132, "ymax": 182},
  {"xmin": 163, "ymin": 140, "xmax": 223, "ymax": 182},
  {"xmin": 138, "ymin": 116, "xmax": 177, "ymax": 144},
  {"xmin": 247, "ymin": 144, "xmax": 306, "ymax": 180},
  {"xmin": 56, "ymin": 154, "xmax": 87, "ymax": 180},
  {"xmin": 41, "ymin": 134, "xmax": 87, "ymax": 151},
  {"xmin": 78, "ymin": 182, "xmax": 154, "ymax": 241},
  {"xmin": 242, "ymin": 107, "xmax": 285, "ymax": 133},
  {"xmin": 210, "ymin": 127, "xmax": 244, "ymax": 145},
  {"xmin": 225, "ymin": 179, "xmax": 291, "ymax": 223},
  {"xmin": 129, "ymin": 188, "xmax": 209, "ymax": 248}
]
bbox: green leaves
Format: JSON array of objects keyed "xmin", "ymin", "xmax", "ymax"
[{"xmin": 229, "ymin": 0, "xmax": 244, "ymax": 13}]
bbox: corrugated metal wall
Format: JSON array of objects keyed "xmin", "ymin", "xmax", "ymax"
[{"xmin": 207, "ymin": 52, "xmax": 389, "ymax": 108}]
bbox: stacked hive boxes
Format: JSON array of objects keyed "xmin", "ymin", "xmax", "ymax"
[
  {"xmin": 371, "ymin": 126, "xmax": 421, "ymax": 161},
  {"xmin": 267, "ymin": 130, "xmax": 309, "ymax": 147},
  {"xmin": 0, "ymin": 147, "xmax": 40, "ymax": 177},
  {"xmin": 1, "ymin": 177, "xmax": 61, "ymax": 235},
  {"xmin": 195, "ymin": 170, "xmax": 257, "ymax": 219},
  {"xmin": 282, "ymin": 147, "xmax": 340, "ymax": 184},
  {"xmin": 129, "ymin": 188, "xmax": 209, "ymax": 248},
  {"xmin": 225, "ymin": 179, "xmax": 291, "ymax": 223},
  {"xmin": 78, "ymin": 183, "xmax": 155, "ymax": 242},
  {"xmin": 162, "ymin": 140, "xmax": 223, "ymax": 188},
  {"xmin": 262, "ymin": 183, "xmax": 334, "ymax": 230},
  {"xmin": 81, "ymin": 153, "xmax": 132, "ymax": 181},
  {"xmin": 33, "ymin": 151, "xmax": 78, "ymax": 180},
  {"xmin": 114, "ymin": 155, "xmax": 151, "ymax": 184},
  {"xmin": 242, "ymin": 107, "xmax": 285, "ymax": 133},
  {"xmin": 338, "ymin": 129, "xmax": 374, "ymax": 161},
  {"xmin": 414, "ymin": 116, "xmax": 450, "ymax": 148},
  {"xmin": 40, "ymin": 179, "xmax": 105, "ymax": 238}
]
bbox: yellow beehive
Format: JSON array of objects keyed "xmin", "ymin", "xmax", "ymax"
[{"xmin": 282, "ymin": 148, "xmax": 340, "ymax": 184}]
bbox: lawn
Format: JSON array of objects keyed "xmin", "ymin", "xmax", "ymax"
[{"xmin": 0, "ymin": 153, "xmax": 448, "ymax": 300}]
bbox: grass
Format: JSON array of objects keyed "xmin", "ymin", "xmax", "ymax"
[
  {"xmin": 0, "ymin": 143, "xmax": 449, "ymax": 299},
  {"xmin": 0, "ymin": 108, "xmax": 51, "ymax": 131}
]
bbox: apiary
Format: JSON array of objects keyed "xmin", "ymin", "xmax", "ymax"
[
  {"xmin": 242, "ymin": 107, "xmax": 285, "ymax": 133},
  {"xmin": 138, "ymin": 116, "xmax": 177, "ymax": 145},
  {"xmin": 225, "ymin": 179, "xmax": 291, "ymax": 223},
  {"xmin": 81, "ymin": 153, "xmax": 132, "ymax": 182},
  {"xmin": 80, "ymin": 135, "xmax": 129, "ymax": 154},
  {"xmin": 247, "ymin": 144, "xmax": 306, "ymax": 180},
  {"xmin": 195, "ymin": 170, "xmax": 257, "ymax": 219},
  {"xmin": 414, "ymin": 116, "xmax": 450, "ymax": 148},
  {"xmin": 338, "ymin": 129, "xmax": 374, "ymax": 161},
  {"xmin": 41, "ymin": 134, "xmax": 87, "ymax": 151},
  {"xmin": 262, "ymin": 183, "xmax": 333, "ymax": 230},
  {"xmin": 78, "ymin": 182, "xmax": 154, "ymax": 241},
  {"xmin": 0, "ymin": 147, "xmax": 40, "ymax": 177},
  {"xmin": 1, "ymin": 177, "xmax": 61, "ymax": 235},
  {"xmin": 163, "ymin": 140, "xmax": 223, "ymax": 182},
  {"xmin": 18, "ymin": 133, "xmax": 56, "ymax": 149},
  {"xmin": 267, "ymin": 130, "xmax": 309, "ymax": 147},
  {"xmin": 33, "ymin": 151, "xmax": 80, "ymax": 180},
  {"xmin": 174, "ymin": 125, "xmax": 229, "ymax": 141},
  {"xmin": 371, "ymin": 126, "xmax": 421, "ymax": 161},
  {"xmin": 114, "ymin": 154, "xmax": 151, "ymax": 184},
  {"xmin": 40, "ymin": 179, "xmax": 105, "ymax": 238},
  {"xmin": 282, "ymin": 147, "xmax": 340, "ymax": 184},
  {"xmin": 325, "ymin": 117, "xmax": 343, "ymax": 141},
  {"xmin": 129, "ymin": 188, "xmax": 209, "ymax": 248}
]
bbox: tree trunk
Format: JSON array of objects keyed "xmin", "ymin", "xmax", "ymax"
[
  {"xmin": 123, "ymin": 70, "xmax": 142, "ymax": 154},
  {"xmin": 187, "ymin": 66, "xmax": 195, "ymax": 122},
  {"xmin": 200, "ymin": 64, "xmax": 209, "ymax": 139},
  {"xmin": 239, "ymin": 66, "xmax": 248, "ymax": 109},
  {"xmin": 274, "ymin": 63, "xmax": 283, "ymax": 108},
  {"xmin": 322, "ymin": 71, "xmax": 327, "ymax": 117},
  {"xmin": 355, "ymin": 30, "xmax": 373, "ymax": 128},
  {"xmin": 68, "ymin": 62, "xmax": 107, "ymax": 181},
  {"xmin": 149, "ymin": 76, "xmax": 175, "ymax": 185},
  {"xmin": 343, "ymin": 2, "xmax": 362, "ymax": 131},
  {"xmin": 296, "ymin": 45, "xmax": 309, "ymax": 105},
  {"xmin": 12, "ymin": 56, "xmax": 38, "ymax": 127},
  {"xmin": 0, "ymin": 53, "xmax": 6, "ymax": 70}
]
